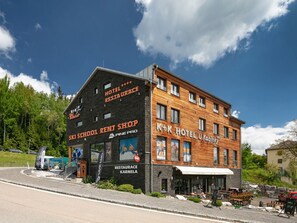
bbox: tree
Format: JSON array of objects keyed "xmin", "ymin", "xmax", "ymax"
[{"xmin": 242, "ymin": 143, "xmax": 266, "ymax": 169}]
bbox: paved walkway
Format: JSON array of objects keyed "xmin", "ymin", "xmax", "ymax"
[{"xmin": 0, "ymin": 167, "xmax": 295, "ymax": 223}]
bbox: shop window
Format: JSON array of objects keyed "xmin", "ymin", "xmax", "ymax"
[
  {"xmin": 76, "ymin": 121, "xmax": 83, "ymax": 127},
  {"xmin": 213, "ymin": 103, "xmax": 219, "ymax": 113},
  {"xmin": 157, "ymin": 76, "xmax": 167, "ymax": 91},
  {"xmin": 213, "ymin": 123, "xmax": 219, "ymax": 135},
  {"xmin": 199, "ymin": 96, "xmax": 206, "ymax": 108},
  {"xmin": 224, "ymin": 149, "xmax": 229, "ymax": 165},
  {"xmin": 189, "ymin": 92, "xmax": 196, "ymax": 103},
  {"xmin": 171, "ymin": 83, "xmax": 180, "ymax": 97},
  {"xmin": 233, "ymin": 150, "xmax": 238, "ymax": 166},
  {"xmin": 232, "ymin": 130, "xmax": 237, "ymax": 140},
  {"xmin": 183, "ymin": 141, "xmax": 191, "ymax": 162},
  {"xmin": 199, "ymin": 118, "xmax": 206, "ymax": 131},
  {"xmin": 91, "ymin": 143, "xmax": 104, "ymax": 163},
  {"xmin": 157, "ymin": 137, "xmax": 167, "ymax": 160},
  {"xmin": 171, "ymin": 139, "xmax": 179, "ymax": 161},
  {"xmin": 224, "ymin": 126, "xmax": 229, "ymax": 138},
  {"xmin": 157, "ymin": 104, "xmax": 167, "ymax": 120},
  {"xmin": 103, "ymin": 112, "xmax": 111, "ymax": 119},
  {"xmin": 119, "ymin": 137, "xmax": 138, "ymax": 161},
  {"xmin": 214, "ymin": 147, "xmax": 219, "ymax": 165},
  {"xmin": 161, "ymin": 179, "xmax": 168, "ymax": 193},
  {"xmin": 104, "ymin": 82, "xmax": 111, "ymax": 90},
  {"xmin": 171, "ymin": 108, "xmax": 180, "ymax": 124}
]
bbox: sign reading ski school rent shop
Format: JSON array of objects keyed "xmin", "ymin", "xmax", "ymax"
[
  {"xmin": 104, "ymin": 81, "xmax": 139, "ymax": 103},
  {"xmin": 68, "ymin": 120, "xmax": 138, "ymax": 141},
  {"xmin": 156, "ymin": 123, "xmax": 220, "ymax": 144}
]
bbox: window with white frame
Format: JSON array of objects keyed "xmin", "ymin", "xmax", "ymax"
[
  {"xmin": 199, "ymin": 118, "xmax": 206, "ymax": 131},
  {"xmin": 213, "ymin": 123, "xmax": 219, "ymax": 135},
  {"xmin": 157, "ymin": 76, "xmax": 167, "ymax": 91},
  {"xmin": 213, "ymin": 103, "xmax": 219, "ymax": 113},
  {"xmin": 214, "ymin": 147, "xmax": 219, "ymax": 165},
  {"xmin": 224, "ymin": 149, "xmax": 229, "ymax": 165},
  {"xmin": 94, "ymin": 87, "xmax": 98, "ymax": 94},
  {"xmin": 104, "ymin": 82, "xmax": 111, "ymax": 90},
  {"xmin": 94, "ymin": 116, "xmax": 98, "ymax": 122},
  {"xmin": 224, "ymin": 126, "xmax": 229, "ymax": 138},
  {"xmin": 189, "ymin": 92, "xmax": 196, "ymax": 103},
  {"xmin": 103, "ymin": 112, "xmax": 111, "ymax": 119},
  {"xmin": 171, "ymin": 83, "xmax": 180, "ymax": 96},
  {"xmin": 76, "ymin": 121, "xmax": 83, "ymax": 127},
  {"xmin": 157, "ymin": 104, "xmax": 167, "ymax": 120},
  {"xmin": 199, "ymin": 96, "xmax": 206, "ymax": 108},
  {"xmin": 171, "ymin": 108, "xmax": 180, "ymax": 124},
  {"xmin": 224, "ymin": 107, "xmax": 229, "ymax": 117}
]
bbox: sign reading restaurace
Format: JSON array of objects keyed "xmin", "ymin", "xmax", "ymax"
[{"xmin": 156, "ymin": 123, "xmax": 220, "ymax": 144}]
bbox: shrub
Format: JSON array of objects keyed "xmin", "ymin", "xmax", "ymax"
[
  {"xmin": 213, "ymin": 200, "xmax": 223, "ymax": 207},
  {"xmin": 82, "ymin": 175, "xmax": 94, "ymax": 184},
  {"xmin": 132, "ymin": 188, "xmax": 143, "ymax": 194},
  {"xmin": 150, "ymin": 192, "xmax": 165, "ymax": 198},
  {"xmin": 187, "ymin": 196, "xmax": 201, "ymax": 203},
  {"xmin": 117, "ymin": 184, "xmax": 134, "ymax": 193},
  {"xmin": 98, "ymin": 181, "xmax": 116, "ymax": 190}
]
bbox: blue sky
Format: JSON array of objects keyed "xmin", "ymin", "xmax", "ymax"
[{"xmin": 0, "ymin": 0, "xmax": 296, "ymax": 154}]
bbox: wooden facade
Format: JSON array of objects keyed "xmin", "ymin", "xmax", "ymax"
[{"xmin": 65, "ymin": 65, "xmax": 245, "ymax": 195}]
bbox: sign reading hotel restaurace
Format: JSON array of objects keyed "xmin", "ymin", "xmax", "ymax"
[
  {"xmin": 156, "ymin": 123, "xmax": 220, "ymax": 144},
  {"xmin": 104, "ymin": 81, "xmax": 139, "ymax": 103}
]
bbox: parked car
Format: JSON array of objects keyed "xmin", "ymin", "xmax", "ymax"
[
  {"xmin": 27, "ymin": 150, "xmax": 37, "ymax": 155},
  {"xmin": 9, "ymin": 148, "xmax": 23, "ymax": 153},
  {"xmin": 279, "ymin": 191, "xmax": 297, "ymax": 203}
]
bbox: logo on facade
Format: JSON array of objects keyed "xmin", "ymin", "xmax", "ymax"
[{"xmin": 69, "ymin": 105, "xmax": 82, "ymax": 120}]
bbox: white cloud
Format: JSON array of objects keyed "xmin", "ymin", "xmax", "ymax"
[
  {"xmin": 241, "ymin": 120, "xmax": 296, "ymax": 155},
  {"xmin": 134, "ymin": 0, "xmax": 295, "ymax": 68},
  {"xmin": 0, "ymin": 66, "xmax": 55, "ymax": 95},
  {"xmin": 0, "ymin": 26, "xmax": 15, "ymax": 57},
  {"xmin": 35, "ymin": 23, "xmax": 42, "ymax": 31}
]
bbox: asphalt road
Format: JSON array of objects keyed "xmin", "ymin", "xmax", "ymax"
[{"xmin": 0, "ymin": 181, "xmax": 230, "ymax": 223}]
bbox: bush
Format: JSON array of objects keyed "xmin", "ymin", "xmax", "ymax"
[
  {"xmin": 82, "ymin": 175, "xmax": 94, "ymax": 184},
  {"xmin": 132, "ymin": 188, "xmax": 143, "ymax": 194},
  {"xmin": 117, "ymin": 184, "xmax": 134, "ymax": 193},
  {"xmin": 213, "ymin": 200, "xmax": 223, "ymax": 207},
  {"xmin": 98, "ymin": 181, "xmax": 117, "ymax": 190},
  {"xmin": 149, "ymin": 192, "xmax": 165, "ymax": 198},
  {"xmin": 187, "ymin": 196, "xmax": 201, "ymax": 203}
]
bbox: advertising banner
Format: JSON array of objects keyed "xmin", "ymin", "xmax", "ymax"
[{"xmin": 96, "ymin": 151, "xmax": 105, "ymax": 183}]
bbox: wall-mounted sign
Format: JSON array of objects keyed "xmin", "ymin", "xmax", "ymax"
[
  {"xmin": 114, "ymin": 165, "xmax": 138, "ymax": 174},
  {"xmin": 104, "ymin": 81, "xmax": 140, "ymax": 103},
  {"xmin": 69, "ymin": 105, "xmax": 82, "ymax": 120},
  {"xmin": 156, "ymin": 123, "xmax": 220, "ymax": 145},
  {"xmin": 68, "ymin": 119, "xmax": 139, "ymax": 141}
]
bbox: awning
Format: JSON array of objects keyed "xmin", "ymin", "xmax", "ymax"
[{"xmin": 175, "ymin": 166, "xmax": 234, "ymax": 175}]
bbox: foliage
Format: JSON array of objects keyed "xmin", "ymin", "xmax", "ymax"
[
  {"xmin": 0, "ymin": 151, "xmax": 35, "ymax": 167},
  {"xmin": 98, "ymin": 180, "xmax": 117, "ymax": 190},
  {"xmin": 82, "ymin": 175, "xmax": 94, "ymax": 184},
  {"xmin": 242, "ymin": 143, "xmax": 266, "ymax": 169},
  {"xmin": 213, "ymin": 200, "xmax": 222, "ymax": 207},
  {"xmin": 187, "ymin": 196, "xmax": 201, "ymax": 203},
  {"xmin": 132, "ymin": 188, "xmax": 143, "ymax": 194},
  {"xmin": 149, "ymin": 192, "xmax": 165, "ymax": 198},
  {"xmin": 0, "ymin": 76, "xmax": 70, "ymax": 156},
  {"xmin": 117, "ymin": 184, "xmax": 134, "ymax": 193}
]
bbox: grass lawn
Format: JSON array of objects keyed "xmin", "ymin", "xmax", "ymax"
[{"xmin": 0, "ymin": 151, "xmax": 36, "ymax": 167}]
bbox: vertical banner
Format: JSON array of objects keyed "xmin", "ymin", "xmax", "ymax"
[
  {"xmin": 35, "ymin": 146, "xmax": 47, "ymax": 170},
  {"xmin": 96, "ymin": 151, "xmax": 105, "ymax": 183}
]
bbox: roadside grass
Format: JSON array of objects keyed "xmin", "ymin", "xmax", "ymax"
[{"xmin": 0, "ymin": 151, "xmax": 36, "ymax": 167}]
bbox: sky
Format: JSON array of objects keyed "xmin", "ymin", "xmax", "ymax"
[{"xmin": 0, "ymin": 0, "xmax": 296, "ymax": 155}]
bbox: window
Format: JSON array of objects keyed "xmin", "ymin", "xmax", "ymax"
[
  {"xmin": 278, "ymin": 159, "xmax": 282, "ymax": 164},
  {"xmin": 157, "ymin": 104, "xmax": 167, "ymax": 120},
  {"xmin": 233, "ymin": 150, "xmax": 238, "ymax": 166},
  {"xmin": 171, "ymin": 83, "xmax": 180, "ymax": 96},
  {"xmin": 213, "ymin": 103, "xmax": 219, "ymax": 113},
  {"xmin": 161, "ymin": 179, "xmax": 168, "ymax": 192},
  {"xmin": 189, "ymin": 92, "xmax": 196, "ymax": 103},
  {"xmin": 199, "ymin": 96, "xmax": 206, "ymax": 108},
  {"xmin": 232, "ymin": 130, "xmax": 237, "ymax": 140},
  {"xmin": 171, "ymin": 108, "xmax": 180, "ymax": 124},
  {"xmin": 79, "ymin": 97, "xmax": 83, "ymax": 103},
  {"xmin": 94, "ymin": 87, "xmax": 98, "ymax": 94},
  {"xmin": 214, "ymin": 147, "xmax": 219, "ymax": 165},
  {"xmin": 157, "ymin": 137, "xmax": 166, "ymax": 160},
  {"xmin": 104, "ymin": 82, "xmax": 111, "ymax": 90},
  {"xmin": 76, "ymin": 121, "xmax": 83, "ymax": 127},
  {"xmin": 171, "ymin": 139, "xmax": 179, "ymax": 161},
  {"xmin": 157, "ymin": 76, "xmax": 167, "ymax": 91},
  {"xmin": 105, "ymin": 142, "xmax": 112, "ymax": 162},
  {"xmin": 104, "ymin": 112, "xmax": 111, "ymax": 119},
  {"xmin": 199, "ymin": 118, "xmax": 206, "ymax": 131},
  {"xmin": 94, "ymin": 116, "xmax": 98, "ymax": 122},
  {"xmin": 224, "ymin": 149, "xmax": 229, "ymax": 165},
  {"xmin": 91, "ymin": 142, "xmax": 104, "ymax": 163},
  {"xmin": 224, "ymin": 108, "xmax": 229, "ymax": 117},
  {"xmin": 183, "ymin": 142, "xmax": 191, "ymax": 162},
  {"xmin": 224, "ymin": 126, "xmax": 229, "ymax": 138},
  {"xmin": 213, "ymin": 123, "xmax": 219, "ymax": 135},
  {"xmin": 119, "ymin": 137, "xmax": 138, "ymax": 161}
]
